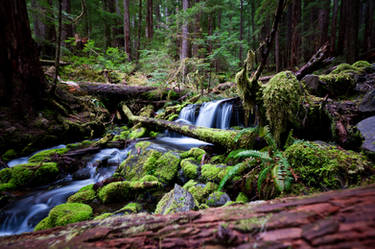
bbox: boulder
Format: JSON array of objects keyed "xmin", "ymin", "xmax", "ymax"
[
  {"xmin": 302, "ymin": 74, "xmax": 325, "ymax": 96},
  {"xmin": 206, "ymin": 191, "xmax": 231, "ymax": 207},
  {"xmin": 357, "ymin": 116, "xmax": 375, "ymax": 154},
  {"xmin": 359, "ymin": 90, "xmax": 375, "ymax": 113},
  {"xmin": 155, "ymin": 184, "xmax": 196, "ymax": 215}
]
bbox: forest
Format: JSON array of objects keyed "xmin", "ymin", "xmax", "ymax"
[{"xmin": 0, "ymin": 0, "xmax": 375, "ymax": 248}]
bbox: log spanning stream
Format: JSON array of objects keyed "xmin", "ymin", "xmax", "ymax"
[{"xmin": 0, "ymin": 98, "xmax": 241, "ymax": 236}]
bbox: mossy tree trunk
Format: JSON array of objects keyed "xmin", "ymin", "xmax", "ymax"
[{"xmin": 122, "ymin": 105, "xmax": 256, "ymax": 150}]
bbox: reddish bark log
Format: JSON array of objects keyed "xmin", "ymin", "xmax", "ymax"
[{"xmin": 1, "ymin": 185, "xmax": 374, "ymax": 248}]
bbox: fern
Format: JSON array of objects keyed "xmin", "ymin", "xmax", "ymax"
[
  {"xmin": 234, "ymin": 150, "xmax": 272, "ymax": 162},
  {"xmin": 271, "ymin": 152, "xmax": 292, "ymax": 192},
  {"xmin": 262, "ymin": 126, "xmax": 277, "ymax": 151},
  {"xmin": 218, "ymin": 163, "xmax": 244, "ymax": 191},
  {"xmin": 257, "ymin": 166, "xmax": 271, "ymax": 193},
  {"xmin": 234, "ymin": 127, "xmax": 257, "ymax": 143},
  {"xmin": 226, "ymin": 149, "xmax": 247, "ymax": 159}
]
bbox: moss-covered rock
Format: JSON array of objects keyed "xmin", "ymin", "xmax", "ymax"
[
  {"xmin": 262, "ymin": 71, "xmax": 302, "ymax": 144},
  {"xmin": 67, "ymin": 184, "xmax": 96, "ymax": 204},
  {"xmin": 183, "ymin": 180, "xmax": 217, "ymax": 204},
  {"xmin": 94, "ymin": 212, "xmax": 113, "ymax": 220},
  {"xmin": 180, "ymin": 147, "xmax": 206, "ymax": 161},
  {"xmin": 201, "ymin": 164, "xmax": 232, "ymax": 183},
  {"xmin": 235, "ymin": 192, "xmax": 249, "ymax": 203},
  {"xmin": 206, "ymin": 191, "xmax": 231, "ymax": 207},
  {"xmin": 118, "ymin": 142, "xmax": 181, "ymax": 184},
  {"xmin": 318, "ymin": 72, "xmax": 355, "ymax": 96},
  {"xmin": 34, "ymin": 203, "xmax": 92, "ymax": 231},
  {"xmin": 98, "ymin": 179, "xmax": 162, "ymax": 204},
  {"xmin": 352, "ymin": 60, "xmax": 372, "ymax": 71},
  {"xmin": 117, "ymin": 202, "xmax": 142, "ymax": 214},
  {"xmin": 28, "ymin": 147, "xmax": 69, "ymax": 163},
  {"xmin": 155, "ymin": 184, "xmax": 196, "ymax": 215},
  {"xmin": 0, "ymin": 162, "xmax": 59, "ymax": 190},
  {"xmin": 128, "ymin": 127, "xmax": 147, "ymax": 140},
  {"xmin": 284, "ymin": 141, "xmax": 373, "ymax": 191},
  {"xmin": 180, "ymin": 158, "xmax": 199, "ymax": 179},
  {"xmin": 331, "ymin": 63, "xmax": 358, "ymax": 74}
]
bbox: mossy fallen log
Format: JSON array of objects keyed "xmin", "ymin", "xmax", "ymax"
[{"xmin": 122, "ymin": 105, "xmax": 256, "ymax": 150}]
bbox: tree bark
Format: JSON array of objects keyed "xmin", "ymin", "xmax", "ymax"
[
  {"xmin": 146, "ymin": 0, "xmax": 153, "ymax": 39},
  {"xmin": 136, "ymin": 0, "xmax": 142, "ymax": 60},
  {"xmin": 180, "ymin": 0, "xmax": 189, "ymax": 61},
  {"xmin": 30, "ymin": 0, "xmax": 45, "ymax": 42},
  {"xmin": 239, "ymin": 0, "xmax": 244, "ymax": 63},
  {"xmin": 192, "ymin": 0, "xmax": 201, "ymax": 57},
  {"xmin": 330, "ymin": 0, "xmax": 339, "ymax": 54},
  {"xmin": 123, "ymin": 0, "xmax": 131, "ymax": 60},
  {"xmin": 318, "ymin": 1, "xmax": 330, "ymax": 46},
  {"xmin": 62, "ymin": 0, "xmax": 74, "ymax": 43},
  {"xmin": 344, "ymin": 0, "xmax": 360, "ymax": 63},
  {"xmin": 290, "ymin": 0, "xmax": 301, "ymax": 67},
  {"xmin": 0, "ymin": 0, "xmax": 47, "ymax": 116},
  {"xmin": 1, "ymin": 185, "xmax": 374, "ymax": 249},
  {"xmin": 122, "ymin": 104, "xmax": 256, "ymax": 150}
]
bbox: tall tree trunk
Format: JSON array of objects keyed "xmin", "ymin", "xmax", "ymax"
[
  {"xmin": 180, "ymin": 0, "xmax": 189, "ymax": 60},
  {"xmin": 103, "ymin": 0, "xmax": 115, "ymax": 48},
  {"xmin": 0, "ymin": 0, "xmax": 46, "ymax": 116},
  {"xmin": 337, "ymin": 0, "xmax": 346, "ymax": 55},
  {"xmin": 318, "ymin": 1, "xmax": 330, "ymax": 46},
  {"xmin": 62, "ymin": 0, "xmax": 74, "ymax": 43},
  {"xmin": 275, "ymin": 29, "xmax": 280, "ymax": 72},
  {"xmin": 146, "ymin": 0, "xmax": 153, "ymax": 39},
  {"xmin": 363, "ymin": 0, "xmax": 374, "ymax": 52},
  {"xmin": 290, "ymin": 0, "xmax": 301, "ymax": 67},
  {"xmin": 136, "ymin": 0, "xmax": 142, "ymax": 60},
  {"xmin": 123, "ymin": 0, "xmax": 131, "ymax": 61},
  {"xmin": 30, "ymin": 0, "xmax": 45, "ymax": 42},
  {"xmin": 344, "ymin": 0, "xmax": 359, "ymax": 63},
  {"xmin": 330, "ymin": 0, "xmax": 339, "ymax": 54},
  {"xmin": 155, "ymin": 0, "xmax": 161, "ymax": 29},
  {"xmin": 52, "ymin": 0, "xmax": 63, "ymax": 94},
  {"xmin": 192, "ymin": 0, "xmax": 201, "ymax": 57},
  {"xmin": 239, "ymin": 0, "xmax": 244, "ymax": 64}
]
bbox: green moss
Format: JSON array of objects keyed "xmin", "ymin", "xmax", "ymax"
[
  {"xmin": 206, "ymin": 191, "xmax": 228, "ymax": 206},
  {"xmin": 149, "ymin": 131, "xmax": 160, "ymax": 138},
  {"xmin": 139, "ymin": 174, "xmax": 158, "ymax": 182},
  {"xmin": 98, "ymin": 181, "xmax": 132, "ymax": 204},
  {"xmin": 183, "ymin": 180, "xmax": 217, "ymax": 204},
  {"xmin": 2, "ymin": 149, "xmax": 17, "ymax": 161},
  {"xmin": 284, "ymin": 141, "xmax": 372, "ymax": 190},
  {"xmin": 234, "ymin": 215, "xmax": 271, "ymax": 232},
  {"xmin": 210, "ymin": 155, "xmax": 226, "ymax": 164},
  {"xmin": 138, "ymin": 105, "xmax": 154, "ymax": 117},
  {"xmin": 180, "ymin": 148, "xmax": 206, "ymax": 161},
  {"xmin": 0, "ymin": 182, "xmax": 16, "ymax": 192},
  {"xmin": 167, "ymin": 114, "xmax": 179, "ymax": 121},
  {"xmin": 262, "ymin": 71, "xmax": 302, "ymax": 144},
  {"xmin": 181, "ymin": 158, "xmax": 199, "ymax": 179},
  {"xmin": 118, "ymin": 202, "xmax": 142, "ymax": 214},
  {"xmin": 331, "ymin": 63, "xmax": 358, "ymax": 74},
  {"xmin": 113, "ymin": 130, "xmax": 130, "ymax": 141},
  {"xmin": 201, "ymin": 164, "xmax": 232, "ymax": 183},
  {"xmin": 0, "ymin": 168, "xmax": 12, "ymax": 183},
  {"xmin": 67, "ymin": 184, "xmax": 96, "ymax": 204},
  {"xmin": 135, "ymin": 141, "xmax": 151, "ymax": 150},
  {"xmin": 144, "ymin": 151, "xmax": 180, "ymax": 184},
  {"xmin": 318, "ymin": 72, "xmax": 355, "ymax": 96},
  {"xmin": 34, "ymin": 203, "xmax": 92, "ymax": 231},
  {"xmin": 352, "ymin": 60, "xmax": 371, "ymax": 71},
  {"xmin": 128, "ymin": 127, "xmax": 147, "ymax": 140},
  {"xmin": 29, "ymin": 147, "xmax": 69, "ymax": 163},
  {"xmin": 235, "ymin": 192, "xmax": 249, "ymax": 203},
  {"xmin": 94, "ymin": 213, "xmax": 113, "ymax": 220}
]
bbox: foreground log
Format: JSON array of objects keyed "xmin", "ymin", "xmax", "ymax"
[
  {"xmin": 1, "ymin": 185, "xmax": 374, "ymax": 249},
  {"xmin": 122, "ymin": 105, "xmax": 256, "ymax": 150}
]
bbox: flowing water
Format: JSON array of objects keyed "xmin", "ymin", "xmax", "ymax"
[{"xmin": 0, "ymin": 98, "xmax": 240, "ymax": 236}]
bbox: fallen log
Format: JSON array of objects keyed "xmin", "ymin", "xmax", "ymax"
[
  {"xmin": 122, "ymin": 105, "xmax": 256, "ymax": 150},
  {"xmin": 1, "ymin": 185, "xmax": 374, "ymax": 249},
  {"xmin": 60, "ymin": 81, "xmax": 185, "ymax": 102}
]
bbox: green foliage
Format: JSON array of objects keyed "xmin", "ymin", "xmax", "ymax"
[{"xmin": 67, "ymin": 184, "xmax": 96, "ymax": 204}]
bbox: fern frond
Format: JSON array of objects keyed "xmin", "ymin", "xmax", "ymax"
[
  {"xmin": 234, "ymin": 150, "xmax": 272, "ymax": 162},
  {"xmin": 261, "ymin": 126, "xmax": 278, "ymax": 151},
  {"xmin": 257, "ymin": 166, "xmax": 271, "ymax": 193},
  {"xmin": 226, "ymin": 149, "xmax": 247, "ymax": 159},
  {"xmin": 218, "ymin": 163, "xmax": 244, "ymax": 191},
  {"xmin": 271, "ymin": 153, "xmax": 292, "ymax": 193}
]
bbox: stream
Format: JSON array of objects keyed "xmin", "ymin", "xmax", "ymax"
[{"xmin": 0, "ymin": 98, "xmax": 241, "ymax": 236}]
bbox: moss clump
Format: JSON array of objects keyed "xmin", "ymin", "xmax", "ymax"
[
  {"xmin": 210, "ymin": 155, "xmax": 226, "ymax": 164},
  {"xmin": 144, "ymin": 151, "xmax": 180, "ymax": 184},
  {"xmin": 352, "ymin": 60, "xmax": 372, "ymax": 71},
  {"xmin": 262, "ymin": 71, "xmax": 302, "ymax": 144},
  {"xmin": 67, "ymin": 184, "xmax": 96, "ymax": 204},
  {"xmin": 235, "ymin": 192, "xmax": 249, "ymax": 203},
  {"xmin": 94, "ymin": 213, "xmax": 113, "ymax": 220},
  {"xmin": 318, "ymin": 72, "xmax": 355, "ymax": 96},
  {"xmin": 201, "ymin": 164, "xmax": 232, "ymax": 183},
  {"xmin": 167, "ymin": 114, "xmax": 179, "ymax": 121},
  {"xmin": 29, "ymin": 147, "xmax": 69, "ymax": 163},
  {"xmin": 2, "ymin": 149, "xmax": 17, "ymax": 162},
  {"xmin": 128, "ymin": 127, "xmax": 147, "ymax": 140},
  {"xmin": 183, "ymin": 180, "xmax": 217, "ymax": 204},
  {"xmin": 206, "ymin": 191, "xmax": 230, "ymax": 207},
  {"xmin": 0, "ymin": 162, "xmax": 59, "ymax": 190},
  {"xmin": 34, "ymin": 203, "xmax": 92, "ymax": 231},
  {"xmin": 331, "ymin": 63, "xmax": 358, "ymax": 74},
  {"xmin": 98, "ymin": 181, "xmax": 132, "ymax": 204},
  {"xmin": 284, "ymin": 141, "xmax": 372, "ymax": 190},
  {"xmin": 181, "ymin": 158, "xmax": 199, "ymax": 179},
  {"xmin": 180, "ymin": 148, "xmax": 206, "ymax": 161},
  {"xmin": 118, "ymin": 202, "xmax": 142, "ymax": 214}
]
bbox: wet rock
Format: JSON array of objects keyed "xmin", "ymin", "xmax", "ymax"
[
  {"xmin": 357, "ymin": 116, "xmax": 375, "ymax": 153},
  {"xmin": 155, "ymin": 184, "xmax": 196, "ymax": 215},
  {"xmin": 72, "ymin": 167, "xmax": 91, "ymax": 180},
  {"xmin": 359, "ymin": 90, "xmax": 375, "ymax": 113},
  {"xmin": 206, "ymin": 191, "xmax": 231, "ymax": 207},
  {"xmin": 302, "ymin": 74, "xmax": 325, "ymax": 96}
]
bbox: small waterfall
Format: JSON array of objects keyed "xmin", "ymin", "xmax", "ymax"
[
  {"xmin": 217, "ymin": 102, "xmax": 233, "ymax": 129},
  {"xmin": 0, "ymin": 146, "xmax": 131, "ymax": 236},
  {"xmin": 178, "ymin": 104, "xmax": 197, "ymax": 123}
]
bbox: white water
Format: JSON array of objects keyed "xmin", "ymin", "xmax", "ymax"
[{"xmin": 0, "ymin": 146, "xmax": 130, "ymax": 236}]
